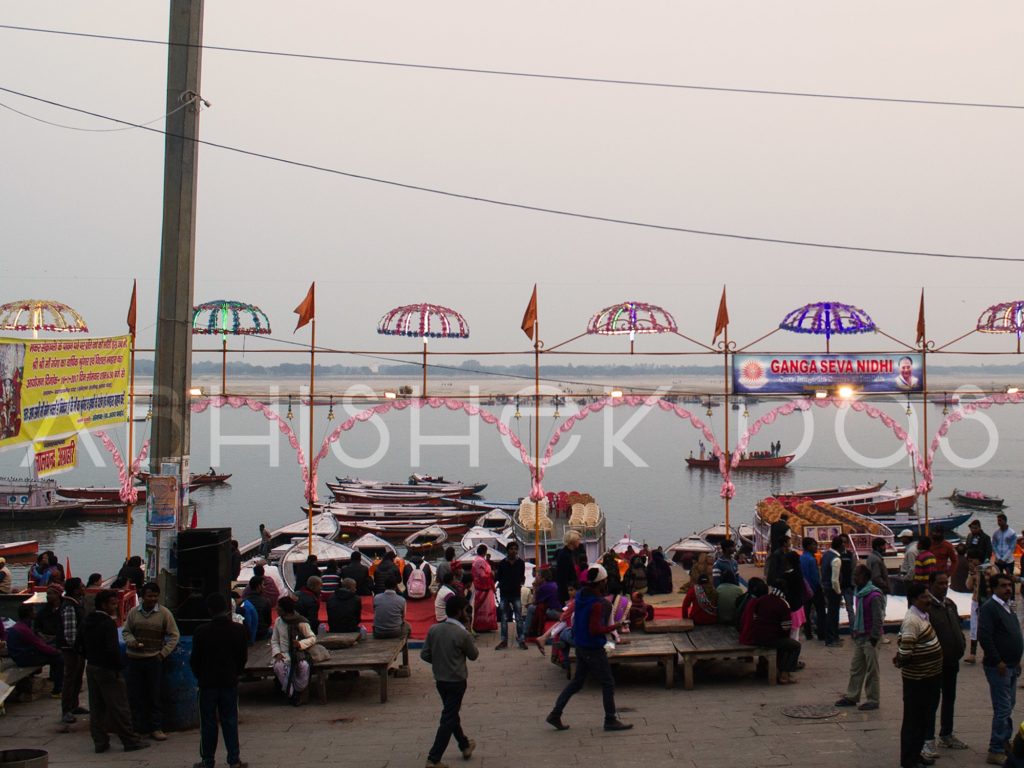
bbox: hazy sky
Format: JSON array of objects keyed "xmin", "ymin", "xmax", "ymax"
[{"xmin": 2, "ymin": 2, "xmax": 1023, "ymax": 370}]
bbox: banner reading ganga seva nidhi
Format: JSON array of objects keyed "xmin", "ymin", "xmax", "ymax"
[{"xmin": 0, "ymin": 335, "xmax": 130, "ymax": 451}]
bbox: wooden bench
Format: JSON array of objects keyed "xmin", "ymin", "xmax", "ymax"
[
  {"xmin": 565, "ymin": 635, "xmax": 678, "ymax": 689},
  {"xmin": 670, "ymin": 625, "xmax": 776, "ymax": 690},
  {"xmin": 244, "ymin": 634, "xmax": 409, "ymax": 704},
  {"xmin": 0, "ymin": 661, "xmax": 45, "ymax": 714}
]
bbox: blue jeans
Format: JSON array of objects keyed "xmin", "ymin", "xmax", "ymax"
[
  {"xmin": 499, "ymin": 597, "xmax": 524, "ymax": 643},
  {"xmin": 198, "ymin": 686, "xmax": 240, "ymax": 767},
  {"xmin": 985, "ymin": 665, "xmax": 1019, "ymax": 754}
]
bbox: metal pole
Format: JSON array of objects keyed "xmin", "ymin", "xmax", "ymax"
[
  {"xmin": 534, "ymin": 320, "xmax": 541, "ymax": 567},
  {"xmin": 422, "ymin": 339, "xmax": 428, "ymax": 397},
  {"xmin": 126, "ymin": 328, "xmax": 136, "ymax": 559},
  {"xmin": 221, "ymin": 336, "xmax": 226, "ymax": 395},
  {"xmin": 308, "ymin": 318, "xmax": 316, "ymax": 552},
  {"xmin": 723, "ymin": 325, "xmax": 730, "ymax": 540},
  {"xmin": 922, "ymin": 342, "xmax": 929, "ymax": 535}
]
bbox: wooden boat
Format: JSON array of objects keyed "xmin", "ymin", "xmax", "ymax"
[
  {"xmin": 665, "ymin": 535, "xmax": 715, "ymax": 566},
  {"xmin": 0, "ymin": 478, "xmax": 82, "ymax": 520},
  {"xmin": 455, "ymin": 544, "xmax": 506, "ymax": 564},
  {"xmin": 332, "ymin": 475, "xmax": 487, "ymax": 497},
  {"xmin": 950, "ymin": 488, "xmax": 1005, "ymax": 509},
  {"xmin": 339, "ymin": 518, "xmax": 469, "ymax": 540},
  {"xmin": 403, "ymin": 524, "xmax": 449, "ymax": 554},
  {"xmin": 136, "ymin": 471, "xmax": 231, "ymax": 490},
  {"xmin": 327, "ymin": 485, "xmax": 452, "ymax": 505},
  {"xmin": 77, "ymin": 500, "xmax": 132, "ymax": 517},
  {"xmin": 869, "ymin": 511, "xmax": 971, "ymax": 537},
  {"xmin": 685, "ymin": 454, "xmax": 795, "ymax": 470},
  {"xmin": 443, "ymin": 496, "xmax": 520, "ymax": 512},
  {"xmin": 737, "ymin": 524, "xmax": 756, "ymax": 548},
  {"xmin": 474, "ymin": 509, "xmax": 513, "ymax": 531},
  {"xmin": 697, "ymin": 522, "xmax": 738, "ymax": 547},
  {"xmin": 56, "ymin": 486, "xmax": 147, "ymax": 504},
  {"xmin": 611, "ymin": 533, "xmax": 642, "ymax": 555},
  {"xmin": 239, "ymin": 511, "xmax": 340, "ymax": 559},
  {"xmin": 278, "ymin": 536, "xmax": 356, "ymax": 593},
  {"xmin": 460, "ymin": 525, "xmax": 514, "ymax": 553},
  {"xmin": 816, "ymin": 488, "xmax": 918, "ymax": 515},
  {"xmin": 349, "ymin": 533, "xmax": 397, "ymax": 560},
  {"xmin": 931, "ymin": 394, "xmax": 961, "ymax": 406},
  {"xmin": 775, "ymin": 481, "xmax": 886, "ymax": 501},
  {"xmin": 512, "ymin": 494, "xmax": 607, "ymax": 566},
  {"xmin": 754, "ymin": 497, "xmax": 894, "ymax": 558},
  {"xmin": 323, "ymin": 502, "xmax": 480, "ymax": 524},
  {"xmin": 0, "ymin": 540, "xmax": 38, "ymax": 558}
]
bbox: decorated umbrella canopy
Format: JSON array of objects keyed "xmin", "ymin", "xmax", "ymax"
[
  {"xmin": 0, "ymin": 299, "xmax": 89, "ymax": 339},
  {"xmin": 779, "ymin": 300, "xmax": 875, "ymax": 352},
  {"xmin": 192, "ymin": 299, "xmax": 271, "ymax": 393},
  {"xmin": 976, "ymin": 300, "xmax": 1024, "ymax": 352},
  {"xmin": 377, "ymin": 303, "xmax": 469, "ymax": 396},
  {"xmin": 587, "ymin": 300, "xmax": 677, "ymax": 353}
]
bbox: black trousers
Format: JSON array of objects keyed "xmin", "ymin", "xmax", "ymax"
[
  {"xmin": 804, "ymin": 587, "xmax": 826, "ymax": 639},
  {"xmin": 901, "ymin": 676, "xmax": 941, "ymax": 768},
  {"xmin": 824, "ymin": 590, "xmax": 842, "ymax": 643},
  {"xmin": 428, "ymin": 680, "xmax": 469, "ymax": 763},
  {"xmin": 126, "ymin": 656, "xmax": 163, "ymax": 734},
  {"xmin": 551, "ymin": 646, "xmax": 616, "ymax": 721},
  {"xmin": 766, "ymin": 637, "xmax": 802, "ymax": 673},
  {"xmin": 925, "ymin": 663, "xmax": 959, "ymax": 741}
]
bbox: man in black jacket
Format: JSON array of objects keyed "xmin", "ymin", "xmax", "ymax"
[
  {"xmin": 978, "ymin": 573, "xmax": 1024, "ymax": 764},
  {"xmin": 340, "ymin": 552, "xmax": 372, "ymax": 596},
  {"xmin": 80, "ymin": 590, "xmax": 148, "ymax": 753},
  {"xmin": 326, "ymin": 578, "xmax": 362, "ymax": 633},
  {"xmin": 923, "ymin": 572, "xmax": 968, "ymax": 755},
  {"xmin": 495, "ymin": 542, "xmax": 527, "ymax": 650},
  {"xmin": 244, "ymin": 577, "xmax": 272, "ymax": 641},
  {"xmin": 190, "ymin": 592, "xmax": 248, "ymax": 768},
  {"xmin": 295, "ymin": 576, "xmax": 322, "ymax": 628}
]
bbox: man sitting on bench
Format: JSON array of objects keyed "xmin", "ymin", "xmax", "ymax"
[{"xmin": 7, "ymin": 603, "xmax": 63, "ymax": 698}]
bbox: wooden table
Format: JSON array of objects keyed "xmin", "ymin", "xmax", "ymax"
[
  {"xmin": 643, "ymin": 618, "xmax": 694, "ymax": 634},
  {"xmin": 670, "ymin": 625, "xmax": 776, "ymax": 690},
  {"xmin": 243, "ymin": 634, "xmax": 409, "ymax": 704},
  {"xmin": 565, "ymin": 635, "xmax": 678, "ymax": 688}
]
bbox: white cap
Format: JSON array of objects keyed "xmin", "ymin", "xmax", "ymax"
[
  {"xmin": 588, "ymin": 563, "xmax": 608, "ymax": 582},
  {"xmin": 898, "ymin": 529, "xmax": 914, "ymax": 538}
]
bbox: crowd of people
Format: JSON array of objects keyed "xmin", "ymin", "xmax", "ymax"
[{"xmin": 8, "ymin": 515, "xmax": 1024, "ymax": 768}]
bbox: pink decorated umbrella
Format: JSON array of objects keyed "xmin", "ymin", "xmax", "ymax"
[
  {"xmin": 779, "ymin": 300, "xmax": 875, "ymax": 352},
  {"xmin": 377, "ymin": 303, "xmax": 469, "ymax": 396},
  {"xmin": 587, "ymin": 300, "xmax": 677, "ymax": 353},
  {"xmin": 192, "ymin": 300, "xmax": 272, "ymax": 394},
  {"xmin": 976, "ymin": 300, "xmax": 1024, "ymax": 352},
  {"xmin": 0, "ymin": 299, "xmax": 89, "ymax": 339}
]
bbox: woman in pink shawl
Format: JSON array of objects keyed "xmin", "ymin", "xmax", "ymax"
[{"xmin": 471, "ymin": 545, "xmax": 498, "ymax": 632}]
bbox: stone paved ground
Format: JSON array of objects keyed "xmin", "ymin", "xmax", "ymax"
[{"xmin": 0, "ymin": 634, "xmax": 1013, "ymax": 768}]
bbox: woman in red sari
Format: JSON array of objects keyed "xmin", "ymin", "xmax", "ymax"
[{"xmin": 471, "ymin": 545, "xmax": 498, "ymax": 632}]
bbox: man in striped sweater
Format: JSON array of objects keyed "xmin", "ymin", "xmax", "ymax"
[{"xmin": 894, "ymin": 582, "xmax": 943, "ymax": 768}]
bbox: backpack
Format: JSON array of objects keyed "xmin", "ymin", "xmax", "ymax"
[{"xmin": 407, "ymin": 563, "xmax": 428, "ymax": 599}]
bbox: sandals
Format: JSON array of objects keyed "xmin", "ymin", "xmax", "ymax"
[{"xmin": 533, "ymin": 638, "xmax": 547, "ymax": 656}]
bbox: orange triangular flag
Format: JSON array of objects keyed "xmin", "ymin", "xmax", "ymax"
[
  {"xmin": 521, "ymin": 285, "xmax": 537, "ymax": 341},
  {"xmin": 189, "ymin": 507, "xmax": 198, "ymax": 529},
  {"xmin": 712, "ymin": 286, "xmax": 729, "ymax": 344},
  {"xmin": 915, "ymin": 289, "xmax": 926, "ymax": 347},
  {"xmin": 294, "ymin": 282, "xmax": 315, "ymax": 332},
  {"xmin": 65, "ymin": 557, "xmax": 72, "ymax": 579},
  {"xmin": 127, "ymin": 280, "xmax": 137, "ymax": 337}
]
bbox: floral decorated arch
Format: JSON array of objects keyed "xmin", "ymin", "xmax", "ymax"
[
  {"xmin": 733, "ymin": 397, "xmax": 930, "ymax": 496},
  {"xmin": 541, "ymin": 395, "xmax": 728, "ymax": 499},
  {"xmin": 926, "ymin": 392, "xmax": 1024, "ymax": 487},
  {"xmin": 94, "ymin": 432, "xmax": 151, "ymax": 503},
  {"xmin": 314, "ymin": 398, "xmax": 532, "ymax": 504}
]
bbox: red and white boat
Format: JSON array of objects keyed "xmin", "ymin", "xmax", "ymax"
[
  {"xmin": 774, "ymin": 481, "xmax": 886, "ymax": 501},
  {"xmin": 0, "ymin": 540, "xmax": 38, "ymax": 558},
  {"xmin": 57, "ymin": 486, "xmax": 147, "ymax": 504},
  {"xmin": 326, "ymin": 485, "xmax": 452, "ymax": 505},
  {"xmin": 816, "ymin": 488, "xmax": 918, "ymax": 516},
  {"xmin": 338, "ymin": 518, "xmax": 469, "ymax": 539},
  {"xmin": 685, "ymin": 454, "xmax": 795, "ymax": 470}
]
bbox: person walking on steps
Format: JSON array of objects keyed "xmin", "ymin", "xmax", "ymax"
[
  {"xmin": 546, "ymin": 564, "xmax": 632, "ymax": 732},
  {"xmin": 421, "ymin": 595, "xmax": 478, "ymax": 768}
]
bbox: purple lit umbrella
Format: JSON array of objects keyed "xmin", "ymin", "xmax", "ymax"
[
  {"xmin": 976, "ymin": 300, "xmax": 1024, "ymax": 352},
  {"xmin": 779, "ymin": 301, "xmax": 875, "ymax": 352}
]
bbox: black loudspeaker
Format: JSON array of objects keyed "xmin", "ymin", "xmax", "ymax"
[{"xmin": 175, "ymin": 527, "xmax": 231, "ymax": 636}]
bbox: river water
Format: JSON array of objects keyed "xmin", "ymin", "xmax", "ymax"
[{"xmin": 2, "ymin": 389, "xmax": 1021, "ymax": 583}]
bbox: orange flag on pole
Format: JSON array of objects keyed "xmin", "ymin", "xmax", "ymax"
[
  {"xmin": 293, "ymin": 282, "xmax": 315, "ymax": 332},
  {"xmin": 65, "ymin": 557, "xmax": 72, "ymax": 579},
  {"xmin": 712, "ymin": 286, "xmax": 729, "ymax": 344},
  {"xmin": 915, "ymin": 289, "xmax": 926, "ymax": 347},
  {"xmin": 521, "ymin": 284, "xmax": 537, "ymax": 341},
  {"xmin": 126, "ymin": 280, "xmax": 137, "ymax": 337}
]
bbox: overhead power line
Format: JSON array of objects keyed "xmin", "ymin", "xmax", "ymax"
[
  {"xmin": 1, "ymin": 84, "xmax": 1020, "ymax": 265},
  {"xmin": 1, "ymin": 23, "xmax": 1023, "ymax": 111}
]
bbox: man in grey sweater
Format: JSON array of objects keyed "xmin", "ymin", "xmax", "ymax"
[{"xmin": 421, "ymin": 595, "xmax": 479, "ymax": 768}]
